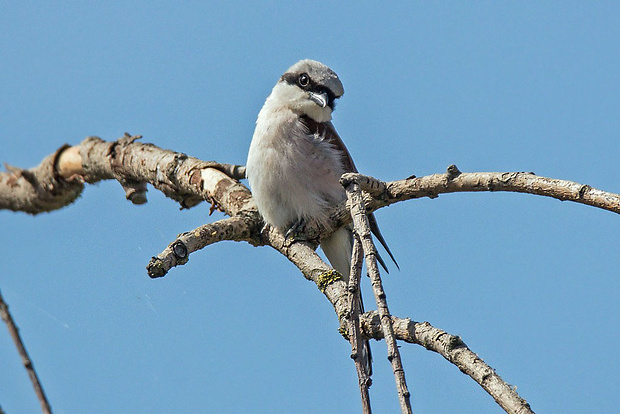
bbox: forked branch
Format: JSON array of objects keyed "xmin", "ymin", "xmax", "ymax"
[
  {"xmin": 344, "ymin": 176, "xmax": 412, "ymax": 414},
  {"xmin": 3, "ymin": 135, "xmax": 616, "ymax": 413}
]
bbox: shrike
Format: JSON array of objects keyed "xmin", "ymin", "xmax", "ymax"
[{"xmin": 246, "ymin": 59, "xmax": 397, "ymax": 374}]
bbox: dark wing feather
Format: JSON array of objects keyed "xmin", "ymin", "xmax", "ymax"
[{"xmin": 322, "ymin": 121, "xmax": 399, "ymax": 272}]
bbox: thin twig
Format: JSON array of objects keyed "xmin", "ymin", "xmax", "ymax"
[
  {"xmin": 348, "ymin": 233, "xmax": 372, "ymax": 413},
  {"xmin": 345, "ymin": 179, "xmax": 412, "ymax": 414},
  {"xmin": 0, "ymin": 289, "xmax": 52, "ymax": 414}
]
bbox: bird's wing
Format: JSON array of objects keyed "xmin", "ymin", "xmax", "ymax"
[{"xmin": 323, "ymin": 121, "xmax": 400, "ymax": 272}]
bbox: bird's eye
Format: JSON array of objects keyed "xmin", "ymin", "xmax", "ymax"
[{"xmin": 298, "ymin": 73, "xmax": 309, "ymax": 87}]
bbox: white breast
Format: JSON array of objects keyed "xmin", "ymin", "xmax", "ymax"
[{"xmin": 246, "ymin": 103, "xmax": 345, "ymax": 230}]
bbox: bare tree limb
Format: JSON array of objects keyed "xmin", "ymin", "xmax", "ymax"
[
  {"xmin": 347, "ymin": 233, "xmax": 372, "ymax": 413},
  {"xmin": 362, "ymin": 165, "xmax": 619, "ymax": 215},
  {"xmin": 0, "ymin": 144, "xmax": 83, "ymax": 214},
  {"xmin": 0, "ymin": 289, "xmax": 52, "ymax": 414},
  {"xmin": 243, "ymin": 200, "xmax": 535, "ymax": 414},
  {"xmin": 361, "ymin": 314, "xmax": 535, "ymax": 414},
  {"xmin": 1, "ymin": 134, "xmax": 249, "ymax": 215},
  {"xmin": 147, "ymin": 216, "xmax": 257, "ymax": 278},
  {"xmin": 344, "ymin": 176, "xmax": 412, "ymax": 414},
  {"xmin": 5, "ymin": 136, "xmax": 616, "ymax": 413}
]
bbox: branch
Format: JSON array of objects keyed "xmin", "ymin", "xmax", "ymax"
[
  {"xmin": 147, "ymin": 216, "xmax": 257, "ymax": 278},
  {"xmin": 353, "ymin": 165, "xmax": 620, "ymax": 217},
  {"xmin": 347, "ymin": 233, "xmax": 372, "ymax": 413},
  {"xmin": 0, "ymin": 289, "xmax": 52, "ymax": 414},
  {"xmin": 1, "ymin": 134, "xmax": 248, "ymax": 215},
  {"xmin": 6, "ymin": 137, "xmax": 616, "ymax": 413},
  {"xmin": 1, "ymin": 145, "xmax": 84, "ymax": 214},
  {"xmin": 344, "ymin": 176, "xmax": 412, "ymax": 413},
  {"xmin": 361, "ymin": 314, "xmax": 535, "ymax": 414}
]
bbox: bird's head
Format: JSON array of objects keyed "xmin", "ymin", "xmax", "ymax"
[{"xmin": 271, "ymin": 59, "xmax": 344, "ymax": 123}]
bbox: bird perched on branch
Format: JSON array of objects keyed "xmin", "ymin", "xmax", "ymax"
[{"xmin": 246, "ymin": 59, "xmax": 397, "ymax": 375}]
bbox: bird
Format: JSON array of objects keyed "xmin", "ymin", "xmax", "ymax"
[{"xmin": 246, "ymin": 59, "xmax": 398, "ymax": 375}]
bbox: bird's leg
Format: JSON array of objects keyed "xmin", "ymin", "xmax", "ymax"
[{"xmin": 285, "ymin": 218, "xmax": 307, "ymax": 241}]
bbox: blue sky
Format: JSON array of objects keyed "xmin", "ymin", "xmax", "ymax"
[{"xmin": 1, "ymin": 2, "xmax": 619, "ymax": 413}]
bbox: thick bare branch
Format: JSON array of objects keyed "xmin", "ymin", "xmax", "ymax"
[
  {"xmin": 1, "ymin": 134, "xmax": 249, "ymax": 215},
  {"xmin": 5, "ymin": 138, "xmax": 617, "ymax": 222},
  {"xmin": 0, "ymin": 290, "xmax": 52, "ymax": 414},
  {"xmin": 0, "ymin": 145, "xmax": 84, "ymax": 214}
]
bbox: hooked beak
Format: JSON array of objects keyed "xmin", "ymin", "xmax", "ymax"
[{"xmin": 309, "ymin": 91, "xmax": 329, "ymax": 108}]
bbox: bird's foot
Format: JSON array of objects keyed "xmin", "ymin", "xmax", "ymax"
[{"xmin": 285, "ymin": 218, "xmax": 307, "ymax": 241}]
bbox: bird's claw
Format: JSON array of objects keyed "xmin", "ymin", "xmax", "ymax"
[{"xmin": 285, "ymin": 218, "xmax": 306, "ymax": 240}]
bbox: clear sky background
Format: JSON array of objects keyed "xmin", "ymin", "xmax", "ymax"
[{"xmin": 1, "ymin": 2, "xmax": 619, "ymax": 413}]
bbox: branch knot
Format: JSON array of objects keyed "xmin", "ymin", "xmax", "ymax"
[{"xmin": 446, "ymin": 164, "xmax": 462, "ymax": 179}]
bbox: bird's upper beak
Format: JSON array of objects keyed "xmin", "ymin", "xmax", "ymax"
[{"xmin": 309, "ymin": 91, "xmax": 329, "ymax": 108}]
